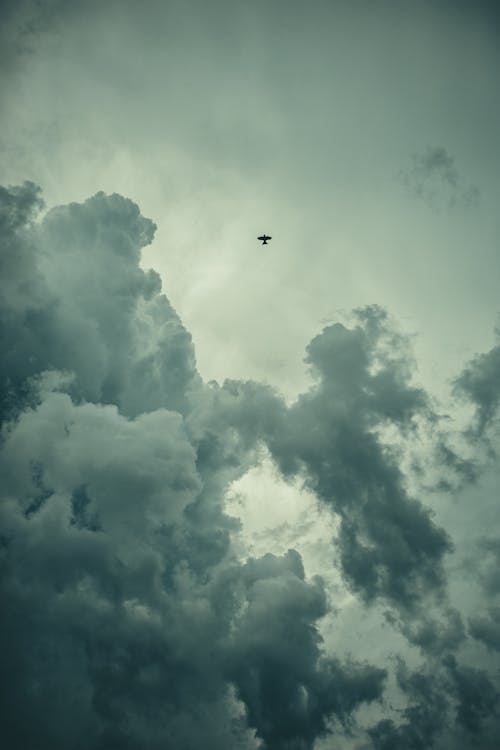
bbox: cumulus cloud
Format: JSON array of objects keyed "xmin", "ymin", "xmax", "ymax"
[
  {"xmin": 1, "ymin": 183, "xmax": 499, "ymax": 749},
  {"xmin": 264, "ymin": 308, "xmax": 451, "ymax": 610},
  {"xmin": 0, "ymin": 185, "xmax": 200, "ymax": 421},
  {"xmin": 0, "ymin": 184, "xmax": 390, "ymax": 750}
]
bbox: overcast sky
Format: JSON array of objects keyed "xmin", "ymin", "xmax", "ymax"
[{"xmin": 2, "ymin": 2, "xmax": 500, "ymax": 749}]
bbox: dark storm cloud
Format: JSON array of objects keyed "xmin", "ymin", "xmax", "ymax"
[
  {"xmin": 220, "ymin": 550, "xmax": 386, "ymax": 750},
  {"xmin": 211, "ymin": 308, "xmax": 486, "ymax": 748},
  {"xmin": 368, "ymin": 656, "xmax": 498, "ymax": 750},
  {"xmin": 182, "ymin": 267, "xmax": 500, "ymax": 749},
  {"xmin": 0, "ymin": 183, "xmax": 389, "ymax": 750},
  {"xmin": 399, "ymin": 146, "xmax": 480, "ymax": 210},
  {"xmin": 260, "ymin": 309, "xmax": 453, "ymax": 610},
  {"xmin": 368, "ymin": 660, "xmax": 448, "ymax": 750},
  {"xmin": 0, "ymin": 183, "xmax": 200, "ymax": 421},
  {"xmin": 444, "ymin": 656, "xmax": 499, "ymax": 734},
  {"xmin": 203, "ymin": 331, "xmax": 452, "ymax": 613}
]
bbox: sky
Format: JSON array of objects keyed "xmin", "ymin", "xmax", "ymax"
[{"xmin": 1, "ymin": 1, "xmax": 500, "ymax": 748}]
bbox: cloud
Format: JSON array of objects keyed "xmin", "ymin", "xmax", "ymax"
[
  {"xmin": 0, "ymin": 183, "xmax": 390, "ymax": 750},
  {"xmin": 469, "ymin": 607, "xmax": 500, "ymax": 652},
  {"xmin": 399, "ymin": 146, "xmax": 480, "ymax": 210},
  {"xmin": 1, "ymin": 182, "xmax": 499, "ymax": 749},
  {"xmin": 387, "ymin": 607, "xmax": 466, "ymax": 656},
  {"xmin": 454, "ymin": 337, "xmax": 500, "ymax": 436},
  {"xmin": 0, "ymin": 184, "xmax": 200, "ymax": 422},
  {"xmin": 467, "ymin": 537, "xmax": 500, "ymax": 653},
  {"xmin": 262, "ymin": 308, "xmax": 452, "ymax": 610},
  {"xmin": 368, "ymin": 661, "xmax": 449, "ymax": 750},
  {"xmin": 368, "ymin": 656, "xmax": 498, "ymax": 750},
  {"xmin": 222, "ymin": 550, "xmax": 386, "ymax": 750},
  {"xmin": 445, "ymin": 656, "xmax": 499, "ymax": 734}
]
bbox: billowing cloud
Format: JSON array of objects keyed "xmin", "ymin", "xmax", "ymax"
[
  {"xmin": 193, "ymin": 309, "xmax": 456, "ymax": 616},
  {"xmin": 1, "ymin": 183, "xmax": 499, "ymax": 750},
  {"xmin": 266, "ymin": 310, "xmax": 452, "ymax": 610},
  {"xmin": 0, "ymin": 184, "xmax": 389, "ymax": 750},
  {"xmin": 0, "ymin": 184, "xmax": 200, "ymax": 421}
]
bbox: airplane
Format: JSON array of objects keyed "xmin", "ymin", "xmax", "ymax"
[{"xmin": 258, "ymin": 234, "xmax": 272, "ymax": 245}]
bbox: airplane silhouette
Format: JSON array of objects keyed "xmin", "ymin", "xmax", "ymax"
[{"xmin": 258, "ymin": 234, "xmax": 272, "ymax": 245}]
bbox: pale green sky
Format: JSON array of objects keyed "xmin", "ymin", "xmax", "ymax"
[{"xmin": 2, "ymin": 0, "xmax": 500, "ymax": 399}]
